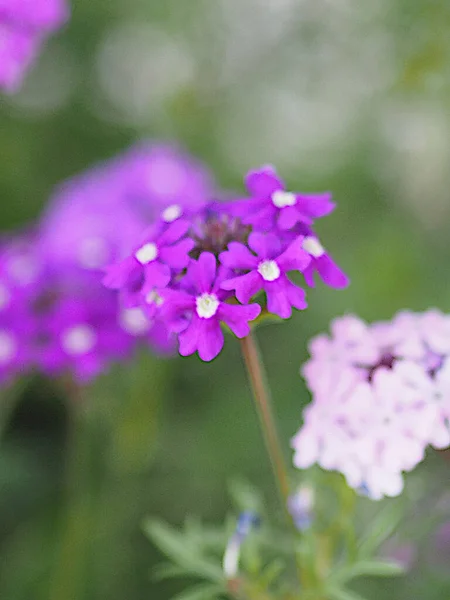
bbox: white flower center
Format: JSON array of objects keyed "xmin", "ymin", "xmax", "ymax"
[
  {"xmin": 162, "ymin": 204, "xmax": 182, "ymax": 223},
  {"xmin": 258, "ymin": 259, "xmax": 280, "ymax": 281},
  {"xmin": 272, "ymin": 190, "xmax": 296, "ymax": 208},
  {"xmin": 0, "ymin": 283, "xmax": 11, "ymax": 311},
  {"xmin": 302, "ymin": 237, "xmax": 325, "ymax": 258},
  {"xmin": 78, "ymin": 236, "xmax": 109, "ymax": 269},
  {"xmin": 120, "ymin": 308, "xmax": 151, "ymax": 335},
  {"xmin": 0, "ymin": 330, "xmax": 17, "ymax": 364},
  {"xmin": 135, "ymin": 242, "xmax": 158, "ymax": 264},
  {"xmin": 145, "ymin": 290, "xmax": 164, "ymax": 307},
  {"xmin": 196, "ymin": 293, "xmax": 219, "ymax": 319},
  {"xmin": 61, "ymin": 324, "xmax": 96, "ymax": 356}
]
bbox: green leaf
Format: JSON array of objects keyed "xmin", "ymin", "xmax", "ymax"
[
  {"xmin": 152, "ymin": 563, "xmax": 192, "ymax": 582},
  {"xmin": 172, "ymin": 583, "xmax": 223, "ymax": 600},
  {"xmin": 143, "ymin": 519, "xmax": 223, "ymax": 583},
  {"xmin": 332, "ymin": 559, "xmax": 404, "ymax": 584},
  {"xmin": 357, "ymin": 503, "xmax": 404, "ymax": 557},
  {"xmin": 328, "ymin": 588, "xmax": 369, "ymax": 600}
]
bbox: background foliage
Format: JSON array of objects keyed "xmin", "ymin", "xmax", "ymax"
[{"xmin": 1, "ymin": 0, "xmax": 450, "ymax": 598}]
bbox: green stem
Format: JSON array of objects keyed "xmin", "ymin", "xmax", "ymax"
[
  {"xmin": 240, "ymin": 333, "xmax": 291, "ymax": 511},
  {"xmin": 49, "ymin": 381, "xmax": 91, "ymax": 600}
]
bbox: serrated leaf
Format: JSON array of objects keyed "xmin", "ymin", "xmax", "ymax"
[
  {"xmin": 172, "ymin": 583, "xmax": 223, "ymax": 600},
  {"xmin": 332, "ymin": 559, "xmax": 404, "ymax": 584},
  {"xmin": 144, "ymin": 519, "xmax": 223, "ymax": 583}
]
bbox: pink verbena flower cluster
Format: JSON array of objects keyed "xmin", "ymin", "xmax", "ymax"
[
  {"xmin": 292, "ymin": 311, "xmax": 450, "ymax": 500},
  {"xmin": 0, "ymin": 0, "xmax": 69, "ymax": 92},
  {"xmin": 104, "ymin": 165, "xmax": 348, "ymax": 362},
  {"xmin": 0, "ymin": 142, "xmax": 214, "ymax": 385}
]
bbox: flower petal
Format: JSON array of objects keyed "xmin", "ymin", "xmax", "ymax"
[
  {"xmin": 188, "ymin": 252, "xmax": 217, "ymax": 293},
  {"xmin": 265, "ymin": 279, "xmax": 292, "ymax": 319},
  {"xmin": 248, "ymin": 232, "xmax": 281, "ymax": 259},
  {"xmin": 159, "ymin": 237, "xmax": 194, "ymax": 269},
  {"xmin": 219, "ymin": 242, "xmax": 258, "ymax": 270},
  {"xmin": 245, "ymin": 165, "xmax": 284, "ymax": 197},
  {"xmin": 316, "ymin": 254, "xmax": 349, "ymax": 288},
  {"xmin": 218, "ymin": 302, "xmax": 261, "ymax": 338},
  {"xmin": 221, "ymin": 271, "xmax": 262, "ymax": 303},
  {"xmin": 276, "ymin": 236, "xmax": 311, "ymax": 272},
  {"xmin": 197, "ymin": 319, "xmax": 224, "ymax": 361}
]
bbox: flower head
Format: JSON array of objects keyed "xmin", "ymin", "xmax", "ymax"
[
  {"xmin": 103, "ymin": 165, "xmax": 348, "ymax": 362},
  {"xmin": 292, "ymin": 311, "xmax": 450, "ymax": 500}
]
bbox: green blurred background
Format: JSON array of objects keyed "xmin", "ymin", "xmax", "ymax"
[{"xmin": 2, "ymin": 0, "xmax": 450, "ymax": 598}]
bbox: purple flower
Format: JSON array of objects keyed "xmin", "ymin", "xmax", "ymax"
[
  {"xmin": 103, "ymin": 220, "xmax": 194, "ymax": 305},
  {"xmin": 161, "ymin": 252, "xmax": 261, "ymax": 361},
  {"xmin": 0, "ymin": 0, "xmax": 69, "ymax": 93},
  {"xmin": 219, "ymin": 232, "xmax": 310, "ymax": 318},
  {"xmin": 118, "ymin": 142, "xmax": 215, "ymax": 212},
  {"xmin": 292, "ymin": 311, "xmax": 450, "ymax": 500},
  {"xmin": 0, "ymin": 0, "xmax": 69, "ymax": 30},
  {"xmin": 300, "ymin": 234, "xmax": 349, "ymax": 289},
  {"xmin": 240, "ymin": 165, "xmax": 335, "ymax": 231},
  {"xmin": 0, "ymin": 23, "xmax": 41, "ymax": 93},
  {"xmin": 37, "ymin": 276, "xmax": 134, "ymax": 383}
]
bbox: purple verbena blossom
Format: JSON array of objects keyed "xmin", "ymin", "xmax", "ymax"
[
  {"xmin": 240, "ymin": 165, "xmax": 335, "ymax": 232},
  {"xmin": 103, "ymin": 220, "xmax": 194, "ymax": 306},
  {"xmin": 160, "ymin": 252, "xmax": 261, "ymax": 362},
  {"xmin": 219, "ymin": 232, "xmax": 310, "ymax": 318},
  {"xmin": 102, "ymin": 165, "xmax": 347, "ymax": 362}
]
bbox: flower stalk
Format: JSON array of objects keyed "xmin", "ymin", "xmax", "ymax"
[{"xmin": 240, "ymin": 332, "xmax": 291, "ymax": 516}]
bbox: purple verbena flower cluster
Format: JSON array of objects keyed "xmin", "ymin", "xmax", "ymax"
[
  {"xmin": 0, "ymin": 0, "xmax": 69, "ymax": 92},
  {"xmin": 104, "ymin": 165, "xmax": 348, "ymax": 362},
  {"xmin": 292, "ymin": 311, "xmax": 450, "ymax": 500},
  {"xmin": 0, "ymin": 142, "xmax": 215, "ymax": 386}
]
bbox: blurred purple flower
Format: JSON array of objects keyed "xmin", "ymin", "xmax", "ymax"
[{"xmin": 0, "ymin": 0, "xmax": 69, "ymax": 93}]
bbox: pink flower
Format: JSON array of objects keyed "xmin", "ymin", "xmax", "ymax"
[{"xmin": 292, "ymin": 311, "xmax": 450, "ymax": 500}]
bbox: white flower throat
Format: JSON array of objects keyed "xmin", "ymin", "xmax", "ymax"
[
  {"xmin": 196, "ymin": 293, "xmax": 219, "ymax": 319},
  {"xmin": 258, "ymin": 260, "xmax": 280, "ymax": 281},
  {"xmin": 135, "ymin": 242, "xmax": 158, "ymax": 264},
  {"xmin": 271, "ymin": 190, "xmax": 296, "ymax": 209},
  {"xmin": 162, "ymin": 204, "xmax": 182, "ymax": 223},
  {"xmin": 62, "ymin": 324, "xmax": 96, "ymax": 356},
  {"xmin": 302, "ymin": 237, "xmax": 325, "ymax": 258}
]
